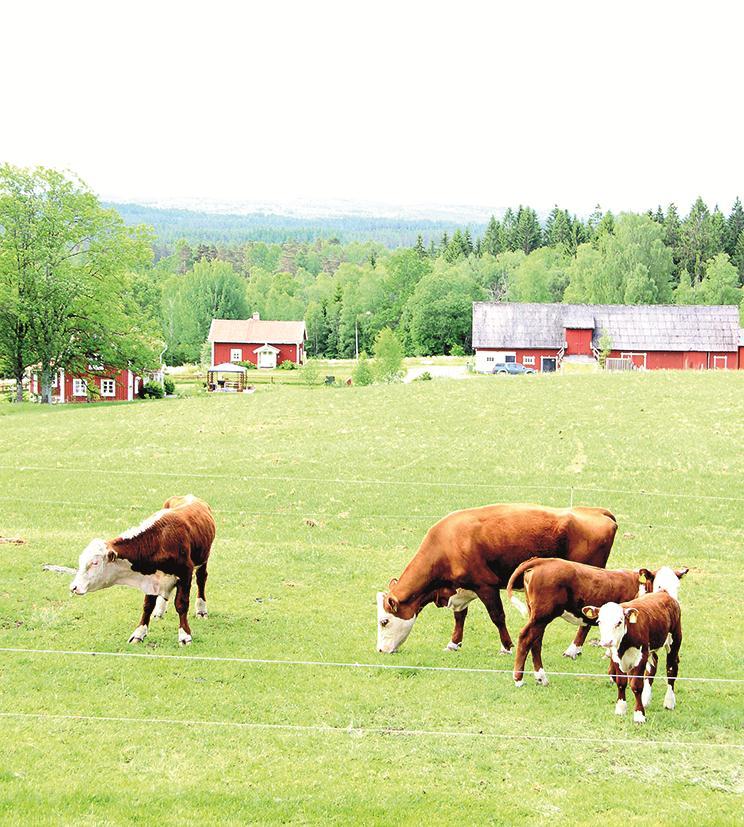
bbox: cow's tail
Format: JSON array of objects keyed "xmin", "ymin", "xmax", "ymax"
[{"xmin": 507, "ymin": 558, "xmax": 543, "ymax": 618}]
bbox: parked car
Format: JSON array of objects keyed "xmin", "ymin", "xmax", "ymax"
[{"xmin": 492, "ymin": 362, "xmax": 535, "ymax": 375}]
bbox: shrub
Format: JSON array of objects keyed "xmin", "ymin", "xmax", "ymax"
[
  {"xmin": 238, "ymin": 360, "xmax": 257, "ymax": 370},
  {"xmin": 279, "ymin": 360, "xmax": 297, "ymax": 370},
  {"xmin": 141, "ymin": 380, "xmax": 165, "ymax": 399},
  {"xmin": 415, "ymin": 371, "xmax": 433, "ymax": 381},
  {"xmin": 598, "ymin": 330, "xmax": 612, "ymax": 369},
  {"xmin": 450, "ymin": 344, "xmax": 465, "ymax": 357},
  {"xmin": 352, "ymin": 352, "xmax": 374, "ymax": 386},
  {"xmin": 301, "ymin": 359, "xmax": 322, "ymax": 386},
  {"xmin": 372, "ymin": 327, "xmax": 404, "ymax": 383},
  {"xmin": 163, "ymin": 376, "xmax": 176, "ymax": 395}
]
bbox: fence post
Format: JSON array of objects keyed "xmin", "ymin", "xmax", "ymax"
[{"xmin": 569, "ymin": 486, "xmax": 574, "ymax": 508}]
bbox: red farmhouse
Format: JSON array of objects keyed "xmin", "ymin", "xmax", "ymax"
[
  {"xmin": 29, "ymin": 365, "xmax": 145, "ymax": 402},
  {"xmin": 208, "ymin": 314, "xmax": 307, "ymax": 369},
  {"xmin": 473, "ymin": 303, "xmax": 743, "ymax": 373}
]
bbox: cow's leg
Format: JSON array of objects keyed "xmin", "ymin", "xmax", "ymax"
[
  {"xmin": 152, "ymin": 579, "xmax": 177, "ymax": 620},
  {"xmin": 530, "ymin": 626, "xmax": 550, "ymax": 686},
  {"xmin": 175, "ymin": 571, "xmax": 194, "ymax": 645},
  {"xmin": 445, "ymin": 607, "xmax": 468, "ymax": 651},
  {"xmin": 563, "ymin": 623, "xmax": 590, "ymax": 659},
  {"xmin": 195, "ymin": 564, "xmax": 209, "ymax": 618},
  {"xmin": 641, "ymin": 651, "xmax": 659, "ymax": 709},
  {"xmin": 513, "ymin": 620, "xmax": 547, "ymax": 686},
  {"xmin": 664, "ymin": 635, "xmax": 681, "ymax": 711},
  {"xmin": 630, "ymin": 653, "xmax": 648, "ymax": 723},
  {"xmin": 612, "ymin": 660, "xmax": 628, "ymax": 715},
  {"xmin": 129, "ymin": 594, "xmax": 157, "ymax": 643},
  {"xmin": 477, "ymin": 587, "xmax": 513, "ymax": 654}
]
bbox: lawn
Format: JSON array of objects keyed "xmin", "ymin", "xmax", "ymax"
[{"xmin": 0, "ymin": 371, "xmax": 742, "ymax": 825}]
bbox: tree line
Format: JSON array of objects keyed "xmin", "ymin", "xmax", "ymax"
[{"xmin": 2, "ymin": 166, "xmax": 743, "ymax": 395}]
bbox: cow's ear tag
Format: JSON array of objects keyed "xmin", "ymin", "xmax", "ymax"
[{"xmin": 627, "ymin": 610, "xmax": 638, "ymax": 624}]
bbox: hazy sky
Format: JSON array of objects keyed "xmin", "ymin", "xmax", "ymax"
[{"xmin": 2, "ymin": 1, "xmax": 742, "ymax": 216}]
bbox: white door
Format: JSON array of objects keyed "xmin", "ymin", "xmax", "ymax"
[{"xmin": 259, "ymin": 350, "xmax": 277, "ymax": 369}]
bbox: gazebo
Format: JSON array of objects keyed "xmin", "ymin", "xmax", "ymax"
[{"xmin": 207, "ymin": 362, "xmax": 247, "ymax": 392}]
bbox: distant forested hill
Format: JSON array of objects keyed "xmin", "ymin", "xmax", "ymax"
[{"xmin": 106, "ymin": 202, "xmax": 484, "ymax": 248}]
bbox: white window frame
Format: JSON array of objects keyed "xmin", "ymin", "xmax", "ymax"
[
  {"xmin": 541, "ymin": 356, "xmax": 557, "ymax": 372},
  {"xmin": 52, "ymin": 372, "xmax": 59, "ymax": 389},
  {"xmin": 230, "ymin": 348, "xmax": 242, "ymax": 363},
  {"xmin": 621, "ymin": 351, "xmax": 647, "ymax": 370},
  {"xmin": 712, "ymin": 355, "xmax": 727, "ymax": 369},
  {"xmin": 485, "ymin": 355, "xmax": 495, "ymax": 362},
  {"xmin": 100, "ymin": 378, "xmax": 116, "ymax": 397},
  {"xmin": 522, "ymin": 356, "xmax": 535, "ymax": 366},
  {"xmin": 72, "ymin": 378, "xmax": 87, "ymax": 397}
]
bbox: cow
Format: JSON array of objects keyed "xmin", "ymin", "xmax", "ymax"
[
  {"xmin": 506, "ymin": 558, "xmax": 656, "ymax": 687},
  {"xmin": 376, "ymin": 503, "xmax": 617, "ymax": 654},
  {"xmin": 69, "ymin": 494, "xmax": 216, "ymax": 646},
  {"xmin": 581, "ymin": 566, "xmax": 687, "ymax": 724}
]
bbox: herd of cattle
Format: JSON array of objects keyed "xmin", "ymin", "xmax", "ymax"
[{"xmin": 68, "ymin": 497, "xmax": 686, "ymax": 724}]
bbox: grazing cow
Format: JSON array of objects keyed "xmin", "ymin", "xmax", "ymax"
[
  {"xmin": 376, "ymin": 503, "xmax": 617, "ymax": 654},
  {"xmin": 69, "ymin": 494, "xmax": 216, "ymax": 646},
  {"xmin": 506, "ymin": 558, "xmax": 656, "ymax": 687},
  {"xmin": 581, "ymin": 566, "xmax": 687, "ymax": 724}
]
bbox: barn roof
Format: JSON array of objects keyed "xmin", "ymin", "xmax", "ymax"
[
  {"xmin": 208, "ymin": 318, "xmax": 307, "ymax": 344},
  {"xmin": 472, "ymin": 303, "xmax": 741, "ymax": 352}
]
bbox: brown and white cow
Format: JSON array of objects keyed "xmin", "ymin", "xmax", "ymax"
[
  {"xmin": 506, "ymin": 558, "xmax": 655, "ymax": 687},
  {"xmin": 582, "ymin": 566, "xmax": 687, "ymax": 724},
  {"xmin": 69, "ymin": 494, "xmax": 216, "ymax": 646},
  {"xmin": 376, "ymin": 503, "xmax": 617, "ymax": 654}
]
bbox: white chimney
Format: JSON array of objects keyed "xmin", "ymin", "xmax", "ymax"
[{"xmin": 252, "ymin": 312, "xmax": 260, "ymax": 320}]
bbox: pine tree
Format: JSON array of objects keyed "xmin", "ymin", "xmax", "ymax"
[
  {"xmin": 731, "ymin": 230, "xmax": 744, "ymax": 285},
  {"xmin": 413, "ymin": 234, "xmax": 427, "ymax": 258},
  {"xmin": 428, "ymin": 239, "xmax": 437, "ymax": 258},
  {"xmin": 501, "ymin": 208, "xmax": 517, "ymax": 250},
  {"xmin": 462, "ymin": 228, "xmax": 474, "ymax": 256},
  {"xmin": 726, "ymin": 197, "xmax": 744, "ymax": 257},
  {"xmin": 512, "ymin": 206, "xmax": 542, "ymax": 254},
  {"xmin": 653, "ymin": 205, "xmax": 665, "ymax": 223},
  {"xmin": 482, "ymin": 216, "xmax": 503, "ymax": 256}
]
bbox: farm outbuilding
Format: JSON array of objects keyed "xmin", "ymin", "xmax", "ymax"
[
  {"xmin": 472, "ymin": 303, "xmax": 743, "ymax": 373},
  {"xmin": 208, "ymin": 314, "xmax": 307, "ymax": 369}
]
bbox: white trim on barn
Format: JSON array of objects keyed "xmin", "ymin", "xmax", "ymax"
[
  {"xmin": 59, "ymin": 369, "xmax": 65, "ymax": 403},
  {"xmin": 72, "ymin": 378, "xmax": 87, "ymax": 397},
  {"xmin": 621, "ymin": 351, "xmax": 647, "ymax": 369},
  {"xmin": 127, "ymin": 370, "xmax": 134, "ymax": 401},
  {"xmin": 100, "ymin": 378, "xmax": 116, "ymax": 397},
  {"xmin": 230, "ymin": 348, "xmax": 243, "ymax": 363},
  {"xmin": 712, "ymin": 355, "xmax": 728, "ymax": 369}
]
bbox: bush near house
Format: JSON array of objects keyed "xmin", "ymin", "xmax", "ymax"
[
  {"xmin": 279, "ymin": 360, "xmax": 297, "ymax": 370},
  {"xmin": 141, "ymin": 381, "xmax": 165, "ymax": 399}
]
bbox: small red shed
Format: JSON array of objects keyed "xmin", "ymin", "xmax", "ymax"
[{"xmin": 208, "ymin": 314, "xmax": 307, "ymax": 369}]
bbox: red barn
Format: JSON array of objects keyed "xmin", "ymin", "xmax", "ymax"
[
  {"xmin": 208, "ymin": 314, "xmax": 307, "ymax": 369},
  {"xmin": 472, "ymin": 303, "xmax": 743, "ymax": 373},
  {"xmin": 29, "ymin": 365, "xmax": 144, "ymax": 402}
]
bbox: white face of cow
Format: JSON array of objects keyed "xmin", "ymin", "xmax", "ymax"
[
  {"xmin": 70, "ymin": 539, "xmax": 118, "ymax": 595},
  {"xmin": 652, "ymin": 566, "xmax": 684, "ymax": 600},
  {"xmin": 376, "ymin": 592, "xmax": 416, "ymax": 653},
  {"xmin": 595, "ymin": 602, "xmax": 630, "ymax": 650}
]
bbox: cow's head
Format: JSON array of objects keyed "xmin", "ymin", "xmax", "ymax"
[
  {"xmin": 69, "ymin": 539, "xmax": 119, "ymax": 595},
  {"xmin": 582, "ymin": 602, "xmax": 638, "ymax": 650},
  {"xmin": 377, "ymin": 582, "xmax": 416, "ymax": 653},
  {"xmin": 651, "ymin": 566, "xmax": 688, "ymax": 600}
]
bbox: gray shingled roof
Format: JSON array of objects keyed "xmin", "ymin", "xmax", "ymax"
[{"xmin": 472, "ymin": 303, "xmax": 740, "ymax": 352}]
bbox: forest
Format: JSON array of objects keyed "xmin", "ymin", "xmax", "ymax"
[
  {"xmin": 139, "ymin": 200, "xmax": 744, "ymax": 363},
  {"xmin": 2, "ymin": 166, "xmax": 743, "ymax": 386}
]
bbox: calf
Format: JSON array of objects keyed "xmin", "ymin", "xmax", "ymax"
[
  {"xmin": 506, "ymin": 558, "xmax": 654, "ymax": 687},
  {"xmin": 582, "ymin": 566, "xmax": 687, "ymax": 724},
  {"xmin": 377, "ymin": 503, "xmax": 617, "ymax": 654},
  {"xmin": 70, "ymin": 494, "xmax": 216, "ymax": 646}
]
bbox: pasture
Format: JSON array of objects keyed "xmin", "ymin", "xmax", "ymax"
[{"xmin": 0, "ymin": 371, "xmax": 742, "ymax": 825}]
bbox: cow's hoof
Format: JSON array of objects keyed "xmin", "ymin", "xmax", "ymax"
[
  {"xmin": 445, "ymin": 641, "xmax": 461, "ymax": 652},
  {"xmin": 615, "ymin": 700, "xmax": 627, "ymax": 716},
  {"xmin": 195, "ymin": 599, "xmax": 208, "ymax": 618},
  {"xmin": 633, "ymin": 711, "xmax": 646, "ymax": 724},
  {"xmin": 152, "ymin": 597, "xmax": 168, "ymax": 619},
  {"xmin": 499, "ymin": 645, "xmax": 513, "ymax": 655},
  {"xmin": 663, "ymin": 687, "xmax": 676, "ymax": 710},
  {"xmin": 641, "ymin": 683, "xmax": 652, "ymax": 709},
  {"xmin": 178, "ymin": 630, "xmax": 192, "ymax": 646},
  {"xmin": 562, "ymin": 644, "xmax": 581, "ymax": 659},
  {"xmin": 128, "ymin": 625, "xmax": 147, "ymax": 644},
  {"xmin": 534, "ymin": 668, "xmax": 549, "ymax": 686},
  {"xmin": 514, "ymin": 679, "xmax": 524, "ymax": 688}
]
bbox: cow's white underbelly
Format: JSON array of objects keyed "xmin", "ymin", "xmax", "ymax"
[{"xmin": 447, "ymin": 589, "xmax": 478, "ymax": 612}]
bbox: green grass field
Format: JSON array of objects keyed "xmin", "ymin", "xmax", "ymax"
[{"xmin": 0, "ymin": 371, "xmax": 742, "ymax": 825}]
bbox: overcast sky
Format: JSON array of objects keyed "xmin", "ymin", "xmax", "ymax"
[{"xmin": 2, "ymin": 1, "xmax": 742, "ymax": 217}]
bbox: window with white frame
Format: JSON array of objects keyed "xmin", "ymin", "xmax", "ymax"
[
  {"xmin": 73, "ymin": 378, "xmax": 87, "ymax": 397},
  {"xmin": 523, "ymin": 356, "xmax": 535, "ymax": 365},
  {"xmin": 100, "ymin": 378, "xmax": 116, "ymax": 397},
  {"xmin": 713, "ymin": 355, "xmax": 727, "ymax": 369},
  {"xmin": 485, "ymin": 356, "xmax": 495, "ymax": 362},
  {"xmin": 230, "ymin": 348, "xmax": 242, "ymax": 363},
  {"xmin": 52, "ymin": 372, "xmax": 59, "ymax": 388}
]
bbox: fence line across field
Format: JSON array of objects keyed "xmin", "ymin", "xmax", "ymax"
[
  {"xmin": 2, "ymin": 464, "xmax": 743, "ymax": 504},
  {"xmin": 1, "ymin": 647, "xmax": 742, "ymax": 684},
  {"xmin": 0, "ymin": 711, "xmax": 741, "ymax": 751},
  {"xmin": 1, "ymin": 495, "xmax": 741, "ymax": 538}
]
